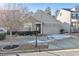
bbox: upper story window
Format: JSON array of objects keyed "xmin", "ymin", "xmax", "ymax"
[
  {"xmin": 71, "ymin": 13, "xmax": 79, "ymax": 19},
  {"xmin": 71, "ymin": 13, "xmax": 76, "ymax": 19},
  {"xmin": 77, "ymin": 13, "xmax": 79, "ymax": 19}
]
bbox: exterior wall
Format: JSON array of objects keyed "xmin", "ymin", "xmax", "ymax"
[
  {"xmin": 19, "ymin": 15, "xmax": 41, "ymax": 32},
  {"xmin": 57, "ymin": 9, "xmax": 71, "ymax": 32},
  {"xmin": 42, "ymin": 23, "xmax": 62, "ymax": 34},
  {"xmin": 71, "ymin": 19, "xmax": 79, "ymax": 32},
  {"xmin": 72, "ymin": 19, "xmax": 78, "ymax": 22},
  {"xmin": 32, "ymin": 23, "xmax": 36, "ymax": 31},
  {"xmin": 21, "ymin": 23, "xmax": 41, "ymax": 32}
]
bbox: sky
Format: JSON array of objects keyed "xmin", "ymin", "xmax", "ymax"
[
  {"xmin": 0, "ymin": 3, "xmax": 79, "ymax": 15},
  {"xmin": 25, "ymin": 3, "xmax": 79, "ymax": 15}
]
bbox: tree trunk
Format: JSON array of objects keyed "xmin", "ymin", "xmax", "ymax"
[{"xmin": 10, "ymin": 31, "xmax": 12, "ymax": 39}]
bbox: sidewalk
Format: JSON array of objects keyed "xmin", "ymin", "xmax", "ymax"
[
  {"xmin": 3, "ymin": 49, "xmax": 79, "ymax": 56},
  {"xmin": 47, "ymin": 49, "xmax": 79, "ymax": 56}
]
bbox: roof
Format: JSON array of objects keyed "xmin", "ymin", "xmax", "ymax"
[
  {"xmin": 62, "ymin": 8, "xmax": 79, "ymax": 12},
  {"xmin": 63, "ymin": 8, "xmax": 71, "ymax": 11},
  {"xmin": 33, "ymin": 10, "xmax": 62, "ymax": 24},
  {"xmin": 24, "ymin": 15, "xmax": 41, "ymax": 23}
]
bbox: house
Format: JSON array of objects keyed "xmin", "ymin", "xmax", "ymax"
[
  {"xmin": 0, "ymin": 9, "xmax": 41, "ymax": 33},
  {"xmin": 56, "ymin": 6, "xmax": 79, "ymax": 33},
  {"xmin": 19, "ymin": 15, "xmax": 41, "ymax": 32},
  {"xmin": 0, "ymin": 9, "xmax": 63, "ymax": 35},
  {"xmin": 33, "ymin": 10, "xmax": 63, "ymax": 35}
]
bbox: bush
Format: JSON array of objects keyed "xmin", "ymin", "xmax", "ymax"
[
  {"xmin": 60, "ymin": 29, "xmax": 64, "ymax": 34},
  {"xmin": 0, "ymin": 33, "xmax": 6, "ymax": 40},
  {"xmin": 7, "ymin": 31, "xmax": 39, "ymax": 36}
]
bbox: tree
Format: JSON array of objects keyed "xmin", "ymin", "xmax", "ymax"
[
  {"xmin": 55, "ymin": 10, "xmax": 60, "ymax": 16},
  {"xmin": 45, "ymin": 7, "xmax": 51, "ymax": 15},
  {"xmin": 1, "ymin": 3, "xmax": 30, "ymax": 38}
]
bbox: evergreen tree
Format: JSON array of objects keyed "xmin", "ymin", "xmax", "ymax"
[{"xmin": 45, "ymin": 7, "xmax": 51, "ymax": 15}]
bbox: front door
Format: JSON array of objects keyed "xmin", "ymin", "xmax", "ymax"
[{"xmin": 36, "ymin": 24, "xmax": 41, "ymax": 33}]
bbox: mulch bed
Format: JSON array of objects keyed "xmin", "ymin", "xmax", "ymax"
[{"xmin": 16, "ymin": 44, "xmax": 48, "ymax": 50}]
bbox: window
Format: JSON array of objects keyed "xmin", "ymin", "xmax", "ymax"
[
  {"xmin": 71, "ymin": 22, "xmax": 76, "ymax": 27},
  {"xmin": 71, "ymin": 13, "xmax": 79, "ymax": 19},
  {"xmin": 71, "ymin": 13, "xmax": 76, "ymax": 19},
  {"xmin": 24, "ymin": 23, "xmax": 32, "ymax": 31},
  {"xmin": 77, "ymin": 13, "xmax": 79, "ymax": 19}
]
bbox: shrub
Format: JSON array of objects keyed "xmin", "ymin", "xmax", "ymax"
[
  {"xmin": 0, "ymin": 33, "xmax": 6, "ymax": 40},
  {"xmin": 60, "ymin": 29, "xmax": 64, "ymax": 34},
  {"xmin": 7, "ymin": 31, "xmax": 39, "ymax": 36}
]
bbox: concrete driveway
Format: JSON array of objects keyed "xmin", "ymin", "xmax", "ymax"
[{"xmin": 0, "ymin": 34, "xmax": 79, "ymax": 56}]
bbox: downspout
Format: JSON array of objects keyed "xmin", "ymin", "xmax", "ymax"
[
  {"xmin": 41, "ymin": 14, "xmax": 43, "ymax": 35},
  {"xmin": 70, "ymin": 12, "xmax": 72, "ymax": 34}
]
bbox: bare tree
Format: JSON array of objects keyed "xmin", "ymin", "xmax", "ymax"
[{"xmin": 0, "ymin": 3, "xmax": 30, "ymax": 38}]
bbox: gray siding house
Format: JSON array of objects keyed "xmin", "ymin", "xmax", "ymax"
[{"xmin": 33, "ymin": 10, "xmax": 63, "ymax": 35}]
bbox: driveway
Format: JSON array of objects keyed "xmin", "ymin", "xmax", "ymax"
[{"xmin": 0, "ymin": 34, "xmax": 79, "ymax": 54}]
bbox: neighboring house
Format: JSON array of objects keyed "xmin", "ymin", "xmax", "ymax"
[
  {"xmin": 33, "ymin": 10, "xmax": 63, "ymax": 35},
  {"xmin": 57, "ymin": 6, "xmax": 79, "ymax": 33}
]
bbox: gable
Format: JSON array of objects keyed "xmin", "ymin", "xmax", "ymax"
[{"xmin": 33, "ymin": 10, "xmax": 62, "ymax": 24}]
